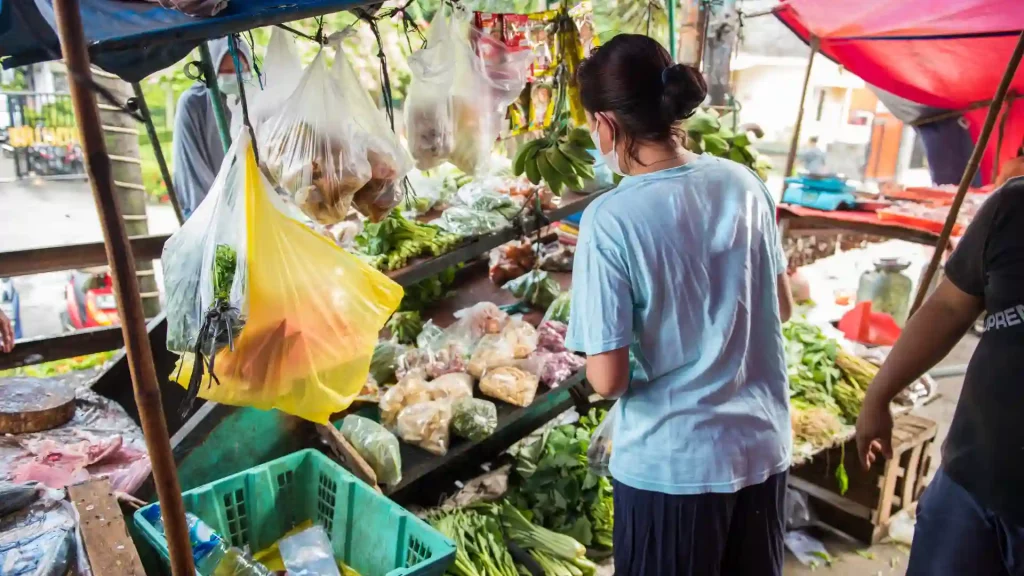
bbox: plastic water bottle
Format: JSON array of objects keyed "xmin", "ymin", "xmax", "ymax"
[{"xmin": 140, "ymin": 506, "xmax": 272, "ymax": 575}]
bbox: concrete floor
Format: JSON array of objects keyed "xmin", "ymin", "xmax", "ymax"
[{"xmin": 784, "ymin": 335, "xmax": 977, "ymax": 575}]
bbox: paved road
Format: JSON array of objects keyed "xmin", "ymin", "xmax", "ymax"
[{"xmin": 0, "ymin": 158, "xmax": 178, "ymax": 339}]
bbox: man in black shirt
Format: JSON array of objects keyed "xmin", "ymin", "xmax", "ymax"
[{"xmin": 857, "ymin": 175, "xmax": 1024, "ymax": 575}]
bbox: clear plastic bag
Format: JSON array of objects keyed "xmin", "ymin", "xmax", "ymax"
[
  {"xmin": 504, "ymin": 269, "xmax": 562, "ymax": 310},
  {"xmin": 404, "ymin": 6, "xmax": 456, "ymax": 170},
  {"xmin": 340, "ymin": 415, "xmax": 402, "ymax": 487},
  {"xmin": 450, "ymin": 11, "xmax": 532, "ymax": 174},
  {"xmin": 447, "ymin": 302, "xmax": 509, "ymax": 348},
  {"xmin": 257, "ymin": 49, "xmax": 369, "ymax": 226},
  {"xmin": 500, "ymin": 317, "xmax": 538, "ymax": 358},
  {"xmin": 380, "ymin": 369, "xmax": 433, "ymax": 427},
  {"xmin": 369, "ymin": 339, "xmax": 408, "ymax": 385},
  {"xmin": 468, "ymin": 334, "xmax": 516, "ymax": 378},
  {"xmin": 451, "ymin": 397, "xmax": 498, "ymax": 442},
  {"xmin": 542, "ymin": 290, "xmax": 571, "ymax": 324},
  {"xmin": 434, "ymin": 205, "xmax": 511, "ymax": 237},
  {"xmin": 587, "ymin": 405, "xmax": 615, "ymax": 477},
  {"xmin": 251, "ymin": 27, "xmax": 303, "ymax": 128},
  {"xmin": 331, "ymin": 32, "xmax": 414, "ymax": 222},
  {"xmin": 395, "ymin": 400, "xmax": 453, "ymax": 455},
  {"xmin": 280, "ymin": 525, "xmax": 341, "ymax": 576},
  {"xmin": 395, "ymin": 344, "xmax": 468, "ymax": 380},
  {"xmin": 170, "ymin": 139, "xmax": 404, "ymax": 423},
  {"xmin": 479, "ymin": 364, "xmax": 540, "ymax": 407}
]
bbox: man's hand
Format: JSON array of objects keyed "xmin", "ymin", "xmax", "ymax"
[
  {"xmin": 0, "ymin": 309, "xmax": 13, "ymax": 353},
  {"xmin": 855, "ymin": 395, "xmax": 893, "ymax": 470}
]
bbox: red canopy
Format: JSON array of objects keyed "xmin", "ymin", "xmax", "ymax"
[{"xmin": 775, "ymin": 0, "xmax": 1024, "ymax": 184}]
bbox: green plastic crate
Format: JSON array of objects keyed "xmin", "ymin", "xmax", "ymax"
[{"xmin": 134, "ymin": 449, "xmax": 455, "ymax": 576}]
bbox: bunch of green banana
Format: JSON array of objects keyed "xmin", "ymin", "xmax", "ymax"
[
  {"xmin": 513, "ymin": 127, "xmax": 596, "ymax": 195},
  {"xmin": 684, "ymin": 108, "xmax": 773, "ymax": 181}
]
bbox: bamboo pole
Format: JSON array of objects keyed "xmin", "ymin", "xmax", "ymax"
[
  {"xmin": 131, "ymin": 82, "xmax": 184, "ymax": 224},
  {"xmin": 910, "ymin": 31, "xmax": 1024, "ymax": 317},
  {"xmin": 782, "ymin": 36, "xmax": 819, "ymax": 189},
  {"xmin": 50, "ymin": 1, "xmax": 195, "ymax": 575},
  {"xmin": 198, "ymin": 42, "xmax": 232, "ymax": 153}
]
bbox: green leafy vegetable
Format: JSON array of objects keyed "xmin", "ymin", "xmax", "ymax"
[
  {"xmin": 212, "ymin": 243, "xmax": 238, "ymax": 303},
  {"xmin": 451, "ymin": 397, "xmax": 499, "ymax": 442},
  {"xmin": 354, "ymin": 212, "xmax": 461, "ymax": 271},
  {"xmin": 387, "ymin": 311, "xmax": 424, "ymax": 345},
  {"xmin": 399, "ymin": 266, "xmax": 459, "ymax": 312},
  {"xmin": 836, "ymin": 443, "xmax": 850, "ymax": 495},
  {"xmin": 504, "ymin": 270, "xmax": 563, "ymax": 311}
]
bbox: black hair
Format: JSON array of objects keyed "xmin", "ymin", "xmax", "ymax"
[{"xmin": 576, "ymin": 34, "xmax": 707, "ymax": 167}]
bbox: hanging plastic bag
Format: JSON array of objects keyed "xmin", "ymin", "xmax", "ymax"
[
  {"xmin": 587, "ymin": 405, "xmax": 615, "ymax": 477},
  {"xmin": 450, "ymin": 11, "xmax": 532, "ymax": 174},
  {"xmin": 330, "ymin": 32, "xmax": 414, "ymax": 222},
  {"xmin": 405, "ymin": 6, "xmax": 457, "ymax": 170},
  {"xmin": 340, "ymin": 415, "xmax": 402, "ymax": 487},
  {"xmin": 257, "ymin": 48, "xmax": 370, "ymax": 226},
  {"xmin": 170, "ymin": 138, "xmax": 403, "ymax": 423},
  {"xmin": 251, "ymin": 27, "xmax": 304, "ymax": 128}
]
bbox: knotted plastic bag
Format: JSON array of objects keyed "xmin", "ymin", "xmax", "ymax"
[
  {"xmin": 257, "ymin": 46, "xmax": 371, "ymax": 225},
  {"xmin": 587, "ymin": 405, "xmax": 615, "ymax": 477},
  {"xmin": 404, "ymin": 6, "xmax": 457, "ymax": 170},
  {"xmin": 169, "ymin": 137, "xmax": 403, "ymax": 423},
  {"xmin": 250, "ymin": 27, "xmax": 303, "ymax": 128}
]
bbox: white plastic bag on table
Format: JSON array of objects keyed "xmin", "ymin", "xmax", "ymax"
[
  {"xmin": 405, "ymin": 6, "xmax": 456, "ymax": 170},
  {"xmin": 450, "ymin": 11, "xmax": 531, "ymax": 174},
  {"xmin": 257, "ymin": 48, "xmax": 370, "ymax": 226},
  {"xmin": 163, "ymin": 138, "xmax": 248, "ymax": 356},
  {"xmin": 280, "ymin": 525, "xmax": 341, "ymax": 576},
  {"xmin": 330, "ymin": 32, "xmax": 414, "ymax": 222},
  {"xmin": 251, "ymin": 27, "xmax": 303, "ymax": 128},
  {"xmin": 587, "ymin": 404, "xmax": 615, "ymax": 477}
]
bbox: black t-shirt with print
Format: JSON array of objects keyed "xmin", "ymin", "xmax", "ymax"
[{"xmin": 942, "ymin": 177, "xmax": 1024, "ymax": 523}]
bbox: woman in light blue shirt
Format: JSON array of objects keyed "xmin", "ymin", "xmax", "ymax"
[{"xmin": 565, "ymin": 34, "xmax": 794, "ymax": 576}]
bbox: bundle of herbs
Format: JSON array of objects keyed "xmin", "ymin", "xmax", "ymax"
[
  {"xmin": 509, "ymin": 408, "xmax": 613, "ymax": 550},
  {"xmin": 354, "ymin": 211, "xmax": 461, "ymax": 271}
]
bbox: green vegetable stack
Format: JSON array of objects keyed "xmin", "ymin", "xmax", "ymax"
[
  {"xmin": 387, "ymin": 311, "xmax": 423, "ymax": 345},
  {"xmin": 355, "ymin": 212, "xmax": 461, "ymax": 271},
  {"xmin": 212, "ymin": 244, "xmax": 238, "ymax": 303},
  {"xmin": 400, "ymin": 267, "xmax": 459, "ymax": 312},
  {"xmin": 510, "ymin": 408, "xmax": 614, "ymax": 549},
  {"xmin": 684, "ymin": 108, "xmax": 772, "ymax": 181},
  {"xmin": 513, "ymin": 127, "xmax": 597, "ymax": 196},
  {"xmin": 427, "ymin": 508, "xmax": 518, "ymax": 576}
]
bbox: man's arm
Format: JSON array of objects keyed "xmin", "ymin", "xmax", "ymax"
[
  {"xmin": 586, "ymin": 346, "xmax": 631, "ymax": 398},
  {"xmin": 856, "ymin": 280, "xmax": 982, "ymax": 466},
  {"xmin": 0, "ymin": 308, "xmax": 14, "ymax": 353}
]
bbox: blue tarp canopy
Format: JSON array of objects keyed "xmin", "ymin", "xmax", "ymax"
[{"xmin": 0, "ymin": 0, "xmax": 370, "ymax": 82}]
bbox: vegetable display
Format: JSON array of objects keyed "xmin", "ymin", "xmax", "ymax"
[
  {"xmin": 355, "ymin": 211, "xmax": 461, "ymax": 271},
  {"xmin": 427, "ymin": 507, "xmax": 519, "ymax": 576},
  {"xmin": 387, "ymin": 311, "xmax": 424, "ymax": 345}
]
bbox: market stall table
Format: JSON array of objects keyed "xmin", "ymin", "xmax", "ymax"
[{"xmin": 778, "ymin": 204, "xmax": 952, "ymax": 248}]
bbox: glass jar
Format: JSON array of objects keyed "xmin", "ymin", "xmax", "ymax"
[{"xmin": 856, "ymin": 258, "xmax": 913, "ymax": 326}]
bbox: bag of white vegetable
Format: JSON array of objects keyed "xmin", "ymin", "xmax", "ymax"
[
  {"xmin": 500, "ymin": 317, "xmax": 539, "ymax": 358},
  {"xmin": 404, "ymin": 5, "xmax": 456, "ymax": 170},
  {"xmin": 479, "ymin": 362, "xmax": 541, "ymax": 407},
  {"xmin": 468, "ymin": 334, "xmax": 516, "ymax": 378},
  {"xmin": 379, "ymin": 369, "xmax": 473, "ymax": 427},
  {"xmin": 587, "ymin": 404, "xmax": 615, "ymax": 477},
  {"xmin": 395, "ymin": 400, "xmax": 453, "ymax": 455}
]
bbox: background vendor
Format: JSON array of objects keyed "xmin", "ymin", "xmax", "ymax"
[{"xmin": 171, "ymin": 37, "xmax": 253, "ymax": 219}]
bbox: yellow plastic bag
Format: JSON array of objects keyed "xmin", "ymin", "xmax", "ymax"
[{"xmin": 173, "ymin": 140, "xmax": 403, "ymax": 423}]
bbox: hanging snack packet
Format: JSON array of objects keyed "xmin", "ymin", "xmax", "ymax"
[{"xmin": 405, "ymin": 6, "xmax": 457, "ymax": 169}]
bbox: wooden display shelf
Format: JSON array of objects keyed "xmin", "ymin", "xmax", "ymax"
[{"xmin": 789, "ymin": 414, "xmax": 937, "ymax": 544}]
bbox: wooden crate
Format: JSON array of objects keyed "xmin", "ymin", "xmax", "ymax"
[{"xmin": 789, "ymin": 414, "xmax": 937, "ymax": 544}]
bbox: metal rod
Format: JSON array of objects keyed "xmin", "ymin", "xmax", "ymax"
[
  {"xmin": 668, "ymin": 0, "xmax": 677, "ymax": 60},
  {"xmin": 198, "ymin": 42, "xmax": 232, "ymax": 153},
  {"xmin": 228, "ymin": 34, "xmax": 259, "ymax": 165},
  {"xmin": 50, "ymin": 1, "xmax": 195, "ymax": 575},
  {"xmin": 782, "ymin": 36, "xmax": 819, "ymax": 189},
  {"xmin": 910, "ymin": 31, "xmax": 1024, "ymax": 317},
  {"xmin": 131, "ymin": 82, "xmax": 183, "ymax": 224}
]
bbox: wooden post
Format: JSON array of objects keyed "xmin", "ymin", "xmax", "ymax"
[
  {"xmin": 131, "ymin": 82, "xmax": 184, "ymax": 224},
  {"xmin": 51, "ymin": 1, "xmax": 195, "ymax": 575},
  {"xmin": 782, "ymin": 36, "xmax": 819, "ymax": 189},
  {"xmin": 910, "ymin": 31, "xmax": 1024, "ymax": 316}
]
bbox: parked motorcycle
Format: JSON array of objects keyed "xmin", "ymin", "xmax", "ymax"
[{"xmin": 59, "ymin": 268, "xmax": 119, "ymax": 331}]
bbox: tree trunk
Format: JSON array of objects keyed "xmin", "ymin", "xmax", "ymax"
[{"xmin": 91, "ymin": 68, "xmax": 161, "ymax": 318}]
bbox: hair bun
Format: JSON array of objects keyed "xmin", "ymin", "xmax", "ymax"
[{"xmin": 660, "ymin": 63, "xmax": 708, "ymax": 122}]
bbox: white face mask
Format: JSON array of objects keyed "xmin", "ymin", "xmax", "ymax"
[
  {"xmin": 590, "ymin": 115, "xmax": 624, "ymax": 175},
  {"xmin": 216, "ymin": 72, "xmax": 251, "ymax": 96}
]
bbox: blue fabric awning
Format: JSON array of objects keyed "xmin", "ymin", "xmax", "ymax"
[{"xmin": 0, "ymin": 0, "xmax": 370, "ymax": 82}]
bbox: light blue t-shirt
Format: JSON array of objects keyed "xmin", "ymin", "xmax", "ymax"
[{"xmin": 565, "ymin": 155, "xmax": 791, "ymax": 495}]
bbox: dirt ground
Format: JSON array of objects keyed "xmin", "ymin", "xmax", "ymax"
[{"xmin": 784, "ymin": 334, "xmax": 977, "ymax": 575}]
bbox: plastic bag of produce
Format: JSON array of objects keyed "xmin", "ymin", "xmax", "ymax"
[
  {"xmin": 488, "ymin": 239, "xmax": 536, "ymax": 285},
  {"xmin": 468, "ymin": 334, "xmax": 516, "ymax": 378},
  {"xmin": 431, "ymin": 372, "xmax": 475, "ymax": 401},
  {"xmin": 340, "ymin": 415, "xmax": 402, "ymax": 487},
  {"xmin": 330, "ymin": 32, "xmax": 414, "ymax": 222},
  {"xmin": 587, "ymin": 405, "xmax": 615, "ymax": 477},
  {"xmin": 538, "ymin": 242, "xmax": 574, "ymax": 272},
  {"xmin": 434, "ymin": 205, "xmax": 510, "ymax": 237},
  {"xmin": 369, "ymin": 340, "xmax": 408, "ymax": 385},
  {"xmin": 500, "ymin": 317, "xmax": 539, "ymax": 358},
  {"xmin": 504, "ymin": 269, "xmax": 562, "ymax": 310},
  {"xmin": 446, "ymin": 302, "xmax": 509, "ymax": 349},
  {"xmin": 542, "ymin": 290, "xmax": 571, "ymax": 324},
  {"xmin": 450, "ymin": 11, "xmax": 531, "ymax": 174},
  {"xmin": 479, "ymin": 364, "xmax": 540, "ymax": 407},
  {"xmin": 536, "ymin": 350, "xmax": 585, "ymax": 386},
  {"xmin": 451, "ymin": 397, "xmax": 498, "ymax": 441},
  {"xmin": 169, "ymin": 139, "xmax": 403, "ymax": 423},
  {"xmin": 395, "ymin": 400, "xmax": 453, "ymax": 455},
  {"xmin": 251, "ymin": 27, "xmax": 303, "ymax": 128},
  {"xmin": 537, "ymin": 320, "xmax": 568, "ymax": 352},
  {"xmin": 395, "ymin": 343, "xmax": 468, "ymax": 380},
  {"xmin": 456, "ymin": 178, "xmax": 521, "ymax": 218},
  {"xmin": 380, "ymin": 369, "xmax": 433, "ymax": 427},
  {"xmin": 404, "ymin": 6, "xmax": 456, "ymax": 170}
]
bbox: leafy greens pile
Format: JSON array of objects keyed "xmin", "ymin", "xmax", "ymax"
[{"xmin": 509, "ymin": 408, "xmax": 613, "ymax": 549}]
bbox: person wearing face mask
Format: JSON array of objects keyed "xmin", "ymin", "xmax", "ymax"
[
  {"xmin": 171, "ymin": 37, "xmax": 253, "ymax": 219},
  {"xmin": 565, "ymin": 34, "xmax": 794, "ymax": 576}
]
